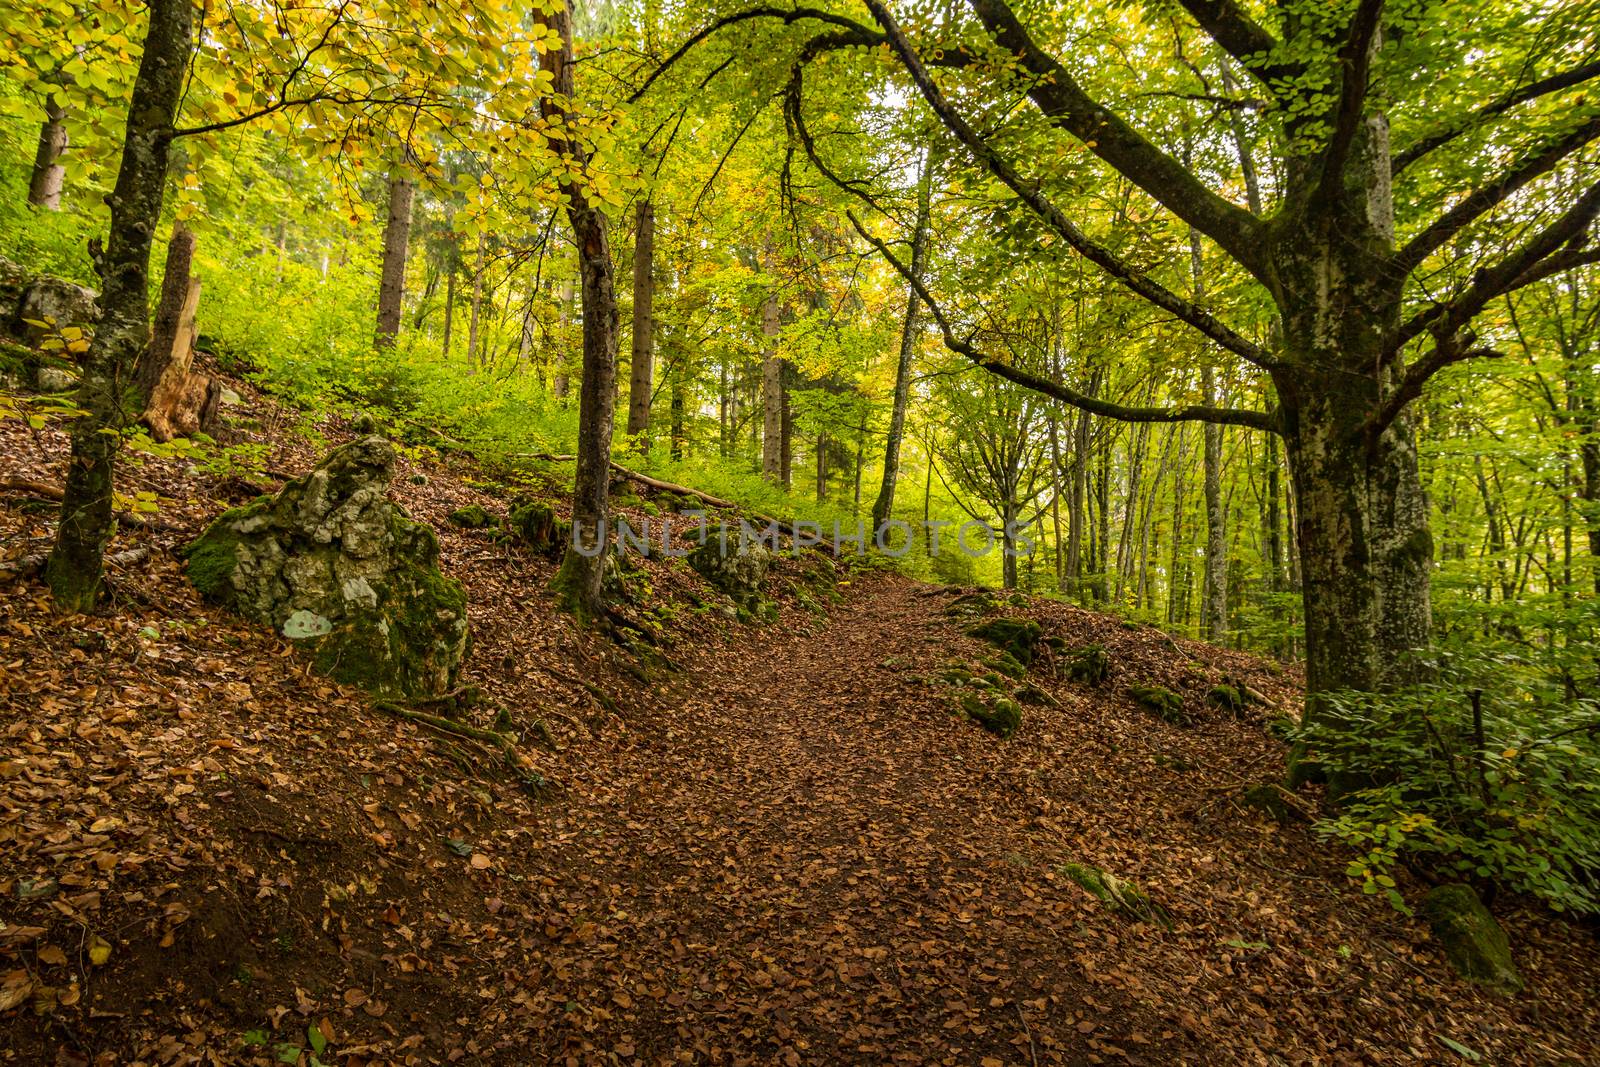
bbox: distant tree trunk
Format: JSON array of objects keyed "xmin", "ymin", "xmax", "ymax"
[
  {"xmin": 47, "ymin": 0, "xmax": 192, "ymax": 612},
  {"xmin": 1001, "ymin": 504, "xmax": 1019, "ymax": 589},
  {"xmin": 466, "ymin": 229, "xmax": 487, "ymax": 367},
  {"xmin": 134, "ymin": 223, "xmax": 196, "ymax": 405},
  {"xmin": 670, "ymin": 362, "xmax": 686, "ymax": 460},
  {"xmin": 137, "ymin": 225, "xmax": 216, "ymax": 443},
  {"xmin": 816, "ymin": 431, "xmax": 828, "ymax": 501},
  {"xmin": 1201, "ymin": 364, "xmax": 1227, "ymax": 640},
  {"xmin": 870, "ymin": 147, "xmax": 936, "ymax": 531},
  {"xmin": 1168, "ymin": 423, "xmax": 1189, "ymax": 626},
  {"xmin": 442, "ymin": 259, "xmax": 457, "ymax": 357},
  {"xmin": 761, "ymin": 292, "xmax": 783, "ymax": 483},
  {"xmin": 780, "ymin": 364, "xmax": 794, "ymax": 490},
  {"xmin": 628, "ymin": 198, "xmax": 655, "ymax": 446},
  {"xmin": 718, "ymin": 357, "xmax": 730, "ymax": 457},
  {"xmin": 1093, "ymin": 436, "xmax": 1111, "ymax": 603},
  {"xmin": 517, "ymin": 285, "xmax": 536, "ymax": 371},
  {"xmin": 543, "ymin": 0, "xmax": 618, "ymax": 622},
  {"xmin": 376, "ymin": 172, "xmax": 414, "ymax": 348},
  {"xmin": 28, "ymin": 96, "xmax": 68, "ymax": 210},
  {"xmin": 553, "ymin": 274, "xmax": 574, "ymax": 399}
]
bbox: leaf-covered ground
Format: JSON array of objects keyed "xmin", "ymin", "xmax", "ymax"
[{"xmin": 2, "ymin": 379, "xmax": 1599, "ymax": 1065}]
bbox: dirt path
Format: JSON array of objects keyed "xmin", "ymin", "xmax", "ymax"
[{"xmin": 488, "ymin": 578, "xmax": 1600, "ymax": 1065}]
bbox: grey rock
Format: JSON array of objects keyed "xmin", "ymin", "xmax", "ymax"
[
  {"xmin": 15, "ymin": 276, "xmax": 99, "ymax": 346},
  {"xmin": 688, "ymin": 537, "xmax": 774, "ymax": 622},
  {"xmin": 183, "ymin": 436, "xmax": 469, "ymax": 699}
]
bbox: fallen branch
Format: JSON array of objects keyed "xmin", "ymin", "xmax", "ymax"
[
  {"xmin": 374, "ymin": 699, "xmax": 519, "ymax": 757},
  {"xmin": 513, "ymin": 454, "xmax": 802, "ymax": 537},
  {"xmin": 2, "ymin": 546, "xmax": 150, "ymax": 581},
  {"xmin": 0, "ymin": 478, "xmax": 187, "ymax": 532}
]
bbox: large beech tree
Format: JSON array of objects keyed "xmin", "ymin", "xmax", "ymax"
[{"xmin": 645, "ymin": 0, "xmax": 1600, "ymax": 718}]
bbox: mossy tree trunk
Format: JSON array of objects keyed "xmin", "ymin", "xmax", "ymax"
[
  {"xmin": 541, "ymin": 0, "xmax": 619, "ymax": 623},
  {"xmin": 46, "ymin": 0, "xmax": 192, "ymax": 612}
]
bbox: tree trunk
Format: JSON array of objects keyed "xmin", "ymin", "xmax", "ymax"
[
  {"xmin": 553, "ymin": 274, "xmax": 575, "ymax": 399},
  {"xmin": 870, "ymin": 147, "xmax": 936, "ymax": 531},
  {"xmin": 466, "ymin": 229, "xmax": 487, "ymax": 368},
  {"xmin": 517, "ymin": 285, "xmax": 536, "ymax": 371},
  {"xmin": 28, "ymin": 96, "xmax": 68, "ymax": 210},
  {"xmin": 376, "ymin": 173, "xmax": 414, "ymax": 348},
  {"xmin": 760, "ymin": 293, "xmax": 782, "ymax": 483},
  {"xmin": 1279, "ymin": 364, "xmax": 1433, "ymax": 705},
  {"xmin": 46, "ymin": 0, "xmax": 192, "ymax": 611},
  {"xmin": 628, "ymin": 198, "xmax": 655, "ymax": 445},
  {"xmin": 134, "ymin": 223, "xmax": 196, "ymax": 405},
  {"xmin": 137, "ymin": 226, "xmax": 212, "ymax": 443},
  {"xmin": 780, "ymin": 364, "xmax": 794, "ymax": 490},
  {"xmin": 442, "ymin": 243, "xmax": 457, "ymax": 357},
  {"xmin": 1200, "ymin": 364, "xmax": 1227, "ymax": 641},
  {"xmin": 815, "ymin": 431, "xmax": 828, "ymax": 502},
  {"xmin": 543, "ymin": 0, "xmax": 619, "ymax": 622}
]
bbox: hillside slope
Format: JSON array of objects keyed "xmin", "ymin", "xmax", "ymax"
[{"xmin": 2, "ymin": 373, "xmax": 1598, "ymax": 1065}]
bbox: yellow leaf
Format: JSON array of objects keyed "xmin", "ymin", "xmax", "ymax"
[{"xmin": 87, "ymin": 934, "xmax": 112, "ymax": 966}]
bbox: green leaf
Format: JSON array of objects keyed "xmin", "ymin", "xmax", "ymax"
[{"xmin": 1435, "ymin": 1034, "xmax": 1482, "ymax": 1061}]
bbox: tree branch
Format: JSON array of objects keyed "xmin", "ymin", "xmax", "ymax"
[
  {"xmin": 959, "ymin": 0, "xmax": 1265, "ymax": 275},
  {"xmin": 849, "ymin": 3, "xmax": 1276, "ymax": 370},
  {"xmin": 1366, "ymin": 344, "xmax": 1504, "ymax": 445},
  {"xmin": 846, "ymin": 211, "xmax": 1280, "ymax": 434},
  {"xmin": 1172, "ymin": 0, "xmax": 1296, "ymax": 88},
  {"xmin": 1393, "ymin": 59, "xmax": 1600, "ymax": 174},
  {"xmin": 1314, "ymin": 0, "xmax": 1385, "ymax": 208},
  {"xmin": 1393, "ymin": 180, "xmax": 1600, "ymax": 351},
  {"xmin": 629, "ymin": 6, "xmax": 883, "ymax": 103},
  {"xmin": 1394, "ymin": 114, "xmax": 1600, "ymax": 274}
]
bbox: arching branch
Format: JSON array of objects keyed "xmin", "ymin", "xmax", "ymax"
[
  {"xmin": 1393, "ymin": 59, "xmax": 1600, "ymax": 174},
  {"xmin": 846, "ymin": 211, "xmax": 1280, "ymax": 434},
  {"xmin": 849, "ymin": 2, "xmax": 1277, "ymax": 371},
  {"xmin": 1393, "ymin": 180, "xmax": 1600, "ymax": 352},
  {"xmin": 1394, "ymin": 114, "xmax": 1600, "ymax": 275},
  {"xmin": 961, "ymin": 0, "xmax": 1265, "ymax": 275}
]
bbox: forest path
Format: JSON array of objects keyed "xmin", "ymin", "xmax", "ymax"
[{"xmin": 507, "ymin": 577, "xmax": 1206, "ymax": 1064}]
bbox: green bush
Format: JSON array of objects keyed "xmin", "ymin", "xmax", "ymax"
[{"xmin": 1298, "ymin": 651, "xmax": 1600, "ymax": 915}]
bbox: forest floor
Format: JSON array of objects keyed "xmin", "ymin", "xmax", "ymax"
[{"xmin": 2, "ymin": 369, "xmax": 1600, "ymax": 1065}]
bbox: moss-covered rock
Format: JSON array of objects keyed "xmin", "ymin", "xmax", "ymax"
[
  {"xmin": 183, "ymin": 437, "xmax": 469, "ymax": 700},
  {"xmin": 508, "ymin": 498, "xmax": 568, "ymax": 558},
  {"xmin": 1208, "ymin": 684, "xmax": 1245, "ymax": 715},
  {"xmin": 447, "ymin": 504, "xmax": 495, "ymax": 529},
  {"xmin": 687, "ymin": 538, "xmax": 774, "ymax": 623},
  {"xmin": 1058, "ymin": 862, "xmax": 1173, "ymax": 929},
  {"xmin": 966, "ymin": 617, "xmax": 1044, "ymax": 667},
  {"xmin": 1130, "ymin": 684, "xmax": 1190, "ymax": 726},
  {"xmin": 943, "ymin": 590, "xmax": 1001, "ymax": 619},
  {"xmin": 984, "ymin": 650, "xmax": 1028, "ymax": 679},
  {"xmin": 1065, "ymin": 645, "xmax": 1112, "ymax": 686},
  {"xmin": 1418, "ymin": 884, "xmax": 1523, "ymax": 993},
  {"xmin": 960, "ymin": 691, "xmax": 1022, "ymax": 739}
]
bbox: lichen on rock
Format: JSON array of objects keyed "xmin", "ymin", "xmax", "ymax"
[
  {"xmin": 687, "ymin": 537, "xmax": 774, "ymax": 623},
  {"xmin": 183, "ymin": 436, "xmax": 469, "ymax": 700}
]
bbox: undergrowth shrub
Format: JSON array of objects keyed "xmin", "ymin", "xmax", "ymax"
[{"xmin": 1298, "ymin": 649, "xmax": 1600, "ymax": 916}]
